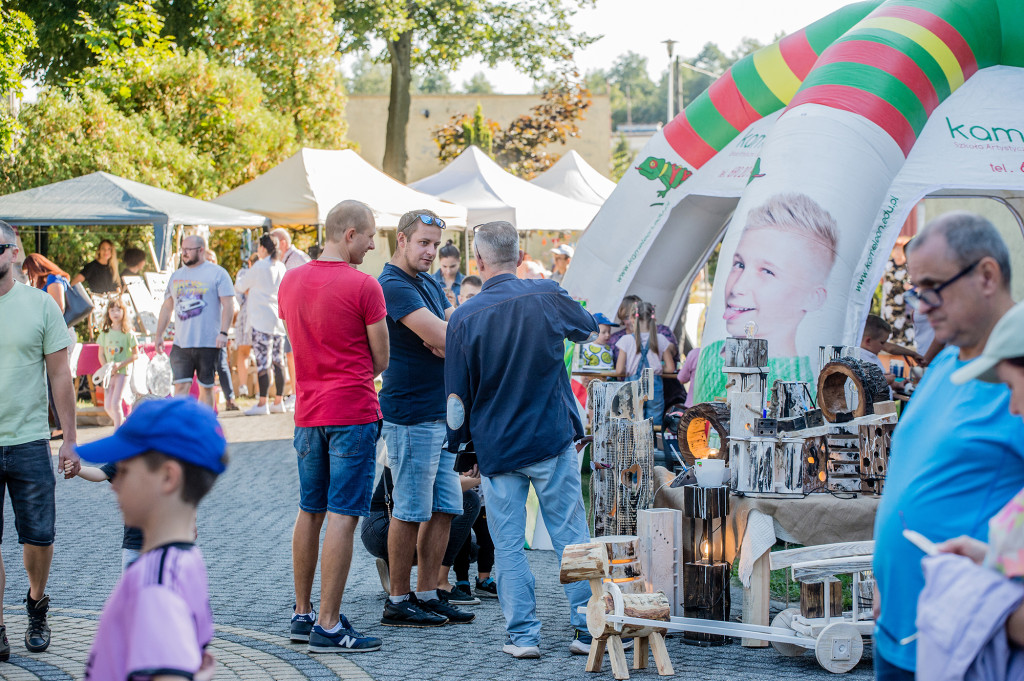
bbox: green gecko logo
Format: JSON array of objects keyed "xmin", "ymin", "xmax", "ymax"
[
  {"xmin": 636, "ymin": 156, "xmax": 693, "ymax": 197},
  {"xmin": 747, "ymin": 157, "xmax": 765, "ymax": 184}
]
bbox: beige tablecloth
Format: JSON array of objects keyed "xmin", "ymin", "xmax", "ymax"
[{"xmin": 653, "ymin": 466, "xmax": 880, "ymax": 585}]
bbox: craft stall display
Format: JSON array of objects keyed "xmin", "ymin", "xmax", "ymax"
[{"xmin": 589, "ymin": 369, "xmax": 656, "ymax": 536}]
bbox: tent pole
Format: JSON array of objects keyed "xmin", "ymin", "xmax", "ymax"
[{"xmin": 927, "ymin": 194, "xmax": 1024, "ymax": 242}]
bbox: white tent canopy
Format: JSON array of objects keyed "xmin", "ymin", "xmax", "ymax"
[
  {"xmin": 410, "ymin": 146, "xmax": 599, "ymax": 231},
  {"xmin": 530, "ymin": 150, "xmax": 616, "ymax": 206},
  {"xmin": 213, "ymin": 148, "xmax": 467, "ymax": 228}
]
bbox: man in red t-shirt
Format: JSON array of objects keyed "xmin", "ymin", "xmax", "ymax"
[{"xmin": 278, "ymin": 200, "xmax": 389, "ymax": 654}]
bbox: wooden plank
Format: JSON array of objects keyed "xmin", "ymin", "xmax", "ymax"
[
  {"xmin": 742, "ymin": 551, "xmax": 770, "ymax": 647},
  {"xmin": 650, "ymin": 631, "xmax": 675, "ymax": 676},
  {"xmin": 608, "ymin": 636, "xmax": 630, "ymax": 680},
  {"xmin": 633, "ymin": 636, "xmax": 649, "ymax": 670},
  {"xmin": 637, "ymin": 509, "xmax": 682, "ymax": 615},
  {"xmin": 792, "ymin": 556, "xmax": 874, "ymax": 582},
  {"xmin": 769, "ymin": 541, "xmax": 875, "ymax": 571},
  {"xmin": 586, "ymin": 637, "xmax": 606, "ymax": 672}
]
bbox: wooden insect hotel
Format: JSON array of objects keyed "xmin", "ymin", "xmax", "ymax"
[{"xmin": 589, "ymin": 369, "xmax": 656, "ymax": 536}]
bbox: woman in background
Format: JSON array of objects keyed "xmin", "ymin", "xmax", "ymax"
[
  {"xmin": 71, "ymin": 239, "xmax": 121, "ymax": 294},
  {"xmin": 432, "ymin": 240, "xmax": 464, "ymax": 306}
]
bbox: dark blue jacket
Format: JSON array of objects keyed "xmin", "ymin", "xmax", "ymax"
[{"xmin": 444, "ymin": 274, "xmax": 597, "ymax": 476}]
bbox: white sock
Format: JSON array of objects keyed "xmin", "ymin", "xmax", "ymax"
[
  {"xmin": 324, "ymin": 620, "xmax": 345, "ymax": 634},
  {"xmin": 416, "ymin": 590, "xmax": 438, "ymax": 602},
  {"xmin": 389, "ymin": 593, "xmax": 410, "ymax": 604}
]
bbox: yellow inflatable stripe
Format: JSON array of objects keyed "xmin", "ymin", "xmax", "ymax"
[
  {"xmin": 858, "ymin": 16, "xmax": 964, "ymax": 91},
  {"xmin": 752, "ymin": 43, "xmax": 803, "ymax": 104}
]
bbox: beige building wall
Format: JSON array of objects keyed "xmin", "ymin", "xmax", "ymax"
[{"xmin": 345, "ymin": 94, "xmax": 612, "ymax": 183}]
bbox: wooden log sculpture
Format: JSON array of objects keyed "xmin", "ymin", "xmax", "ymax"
[
  {"xmin": 677, "ymin": 402, "xmax": 730, "ymax": 467},
  {"xmin": 723, "ymin": 337, "xmax": 768, "ymax": 368},
  {"xmin": 769, "ymin": 380, "xmax": 815, "ymax": 419},
  {"xmin": 801, "ymin": 436, "xmax": 829, "ymax": 494},
  {"xmin": 816, "ymin": 357, "xmax": 889, "ymax": 422},
  {"xmin": 858, "ymin": 424, "xmax": 892, "ymax": 495},
  {"xmin": 560, "ymin": 542, "xmax": 675, "ymax": 680}
]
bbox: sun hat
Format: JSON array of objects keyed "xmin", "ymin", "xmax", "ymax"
[
  {"xmin": 951, "ymin": 301, "xmax": 1024, "ymax": 384},
  {"xmin": 75, "ymin": 398, "xmax": 227, "ymax": 473},
  {"xmin": 550, "ymin": 244, "xmax": 575, "ymax": 257}
]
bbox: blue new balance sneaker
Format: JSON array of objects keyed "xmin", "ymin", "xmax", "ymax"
[
  {"xmin": 289, "ymin": 607, "xmax": 316, "ymax": 643},
  {"xmin": 308, "ymin": 615, "xmax": 382, "ymax": 653}
]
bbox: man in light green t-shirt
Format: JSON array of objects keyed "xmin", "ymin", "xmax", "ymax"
[{"xmin": 0, "ymin": 220, "xmax": 80, "ymax": 658}]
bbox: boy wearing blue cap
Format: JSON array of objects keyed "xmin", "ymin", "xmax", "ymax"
[
  {"xmin": 76, "ymin": 398, "xmax": 227, "ymax": 680},
  {"xmin": 578, "ymin": 312, "xmax": 618, "ymax": 372}
]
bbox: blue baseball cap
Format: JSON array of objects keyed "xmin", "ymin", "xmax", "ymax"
[
  {"xmin": 76, "ymin": 398, "xmax": 227, "ymax": 474},
  {"xmin": 593, "ymin": 312, "xmax": 620, "ymax": 327}
]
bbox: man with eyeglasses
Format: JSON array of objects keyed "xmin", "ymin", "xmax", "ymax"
[
  {"xmin": 376, "ymin": 209, "xmax": 473, "ymax": 629},
  {"xmin": 154, "ymin": 235, "xmax": 235, "ymax": 408},
  {"xmin": 0, "ymin": 220, "xmax": 81, "ymax": 658},
  {"xmin": 872, "ymin": 212, "xmax": 1024, "ymax": 681}
]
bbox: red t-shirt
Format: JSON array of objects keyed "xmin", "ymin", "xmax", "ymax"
[{"xmin": 278, "ymin": 261, "xmax": 387, "ymax": 426}]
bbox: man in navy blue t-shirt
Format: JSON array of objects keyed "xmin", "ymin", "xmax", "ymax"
[{"xmin": 377, "ymin": 209, "xmax": 472, "ymax": 629}]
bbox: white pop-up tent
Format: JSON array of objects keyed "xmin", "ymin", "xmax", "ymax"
[
  {"xmin": 530, "ymin": 150, "xmax": 616, "ymax": 206},
  {"xmin": 410, "ymin": 146, "xmax": 599, "ymax": 231},
  {"xmin": 214, "ymin": 148, "xmax": 467, "ymax": 229},
  {"xmin": 0, "ymin": 171, "xmax": 271, "ymax": 267}
]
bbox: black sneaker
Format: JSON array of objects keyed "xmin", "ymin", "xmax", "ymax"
[
  {"xmin": 381, "ymin": 595, "xmax": 447, "ymax": 628},
  {"xmin": 444, "ymin": 582, "xmax": 480, "ymax": 605},
  {"xmin": 0, "ymin": 624, "xmax": 8, "ymax": 662},
  {"xmin": 290, "ymin": 606, "xmax": 317, "ymax": 642},
  {"xmin": 308, "ymin": 615, "xmax": 382, "ymax": 653},
  {"xmin": 476, "ymin": 576, "xmax": 498, "ymax": 599},
  {"xmin": 421, "ymin": 593, "xmax": 475, "ymax": 624},
  {"xmin": 24, "ymin": 591, "xmax": 50, "ymax": 652}
]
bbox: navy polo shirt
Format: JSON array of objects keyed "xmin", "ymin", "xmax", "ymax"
[
  {"xmin": 445, "ymin": 274, "xmax": 597, "ymax": 476},
  {"xmin": 378, "ymin": 263, "xmax": 451, "ymax": 424}
]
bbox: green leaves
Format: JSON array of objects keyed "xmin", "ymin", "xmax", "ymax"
[{"xmin": 0, "ymin": 2, "xmax": 37, "ymax": 155}]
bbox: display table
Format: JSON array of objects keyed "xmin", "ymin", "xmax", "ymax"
[{"xmin": 653, "ymin": 466, "xmax": 879, "ymax": 646}]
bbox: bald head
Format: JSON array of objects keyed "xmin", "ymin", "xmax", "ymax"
[{"xmin": 325, "ymin": 201, "xmax": 375, "ymax": 243}]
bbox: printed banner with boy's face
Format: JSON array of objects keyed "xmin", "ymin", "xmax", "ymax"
[{"xmin": 693, "ymin": 103, "xmax": 907, "ymax": 403}]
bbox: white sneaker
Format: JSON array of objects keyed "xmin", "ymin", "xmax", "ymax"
[
  {"xmin": 284, "ymin": 394, "xmax": 296, "ymax": 410},
  {"xmin": 244, "ymin": 402, "xmax": 270, "ymax": 416},
  {"xmin": 238, "ymin": 385, "xmax": 249, "ymax": 397},
  {"xmin": 503, "ymin": 639, "xmax": 540, "ymax": 659},
  {"xmin": 269, "ymin": 402, "xmax": 287, "ymax": 414}
]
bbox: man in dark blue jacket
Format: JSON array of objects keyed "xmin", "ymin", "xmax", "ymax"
[{"xmin": 445, "ymin": 221, "xmax": 598, "ymax": 660}]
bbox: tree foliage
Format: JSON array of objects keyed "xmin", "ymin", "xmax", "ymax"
[
  {"xmin": 610, "ymin": 134, "xmax": 632, "ymax": 181},
  {"xmin": 462, "ymin": 72, "xmax": 494, "ymax": 94},
  {"xmin": 1, "ymin": 2, "xmax": 294, "ymax": 198},
  {"xmin": 206, "ymin": 0, "xmax": 348, "ymax": 148},
  {"xmin": 336, "ymin": 0, "xmax": 596, "ymax": 181},
  {"xmin": 435, "ymin": 80, "xmax": 591, "ymax": 179},
  {"xmin": 0, "ymin": 2, "xmax": 36, "ymax": 155},
  {"xmin": 8, "ymin": 0, "xmax": 213, "ymax": 83}
]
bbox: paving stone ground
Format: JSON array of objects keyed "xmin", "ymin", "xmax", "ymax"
[{"xmin": 0, "ymin": 411, "xmax": 873, "ymax": 680}]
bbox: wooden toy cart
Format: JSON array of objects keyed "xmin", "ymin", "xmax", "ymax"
[{"xmin": 562, "ymin": 540, "xmax": 875, "ymax": 677}]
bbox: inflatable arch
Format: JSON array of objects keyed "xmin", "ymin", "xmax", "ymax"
[{"xmin": 564, "ymin": 0, "xmax": 1024, "ymax": 403}]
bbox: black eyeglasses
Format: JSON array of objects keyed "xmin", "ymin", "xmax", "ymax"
[
  {"xmin": 417, "ymin": 215, "xmax": 445, "ymax": 230},
  {"xmin": 0, "ymin": 243, "xmax": 15, "ymax": 256},
  {"xmin": 905, "ymin": 260, "xmax": 981, "ymax": 310},
  {"xmin": 181, "ymin": 246, "xmax": 203, "ymax": 253}
]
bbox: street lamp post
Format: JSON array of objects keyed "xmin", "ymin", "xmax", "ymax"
[{"xmin": 662, "ymin": 39, "xmax": 678, "ymax": 124}]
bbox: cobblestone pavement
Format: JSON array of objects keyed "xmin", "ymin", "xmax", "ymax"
[{"xmin": 0, "ymin": 412, "xmax": 874, "ymax": 680}]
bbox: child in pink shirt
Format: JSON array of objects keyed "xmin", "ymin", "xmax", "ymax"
[{"xmin": 76, "ymin": 398, "xmax": 227, "ymax": 680}]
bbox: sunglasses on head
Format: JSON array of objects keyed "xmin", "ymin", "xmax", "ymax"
[
  {"xmin": 416, "ymin": 214, "xmax": 445, "ymax": 230},
  {"xmin": 0, "ymin": 243, "xmax": 15, "ymax": 256}
]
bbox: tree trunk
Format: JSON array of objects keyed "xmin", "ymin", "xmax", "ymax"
[{"xmin": 383, "ymin": 30, "xmax": 412, "ymax": 182}]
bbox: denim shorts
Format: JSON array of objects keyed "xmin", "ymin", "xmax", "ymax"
[
  {"xmin": 169, "ymin": 345, "xmax": 219, "ymax": 387},
  {"xmin": 382, "ymin": 420, "xmax": 462, "ymax": 523},
  {"xmin": 294, "ymin": 422, "xmax": 379, "ymax": 516},
  {"xmin": 0, "ymin": 440, "xmax": 56, "ymax": 546}
]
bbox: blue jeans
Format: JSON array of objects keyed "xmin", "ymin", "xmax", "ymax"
[
  {"xmin": 874, "ymin": 650, "xmax": 914, "ymax": 681},
  {"xmin": 294, "ymin": 423, "xmax": 379, "ymax": 516},
  {"xmin": 382, "ymin": 420, "xmax": 462, "ymax": 523},
  {"xmin": 481, "ymin": 444, "xmax": 591, "ymax": 647},
  {"xmin": 0, "ymin": 440, "xmax": 56, "ymax": 546}
]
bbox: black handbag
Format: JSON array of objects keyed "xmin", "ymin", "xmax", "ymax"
[{"xmin": 63, "ymin": 282, "xmax": 95, "ymax": 327}]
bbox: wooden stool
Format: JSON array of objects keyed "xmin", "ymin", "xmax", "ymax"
[{"xmin": 561, "ymin": 542, "xmax": 675, "ymax": 680}]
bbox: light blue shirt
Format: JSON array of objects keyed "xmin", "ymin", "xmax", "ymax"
[{"xmin": 873, "ymin": 346, "xmax": 1024, "ymax": 671}]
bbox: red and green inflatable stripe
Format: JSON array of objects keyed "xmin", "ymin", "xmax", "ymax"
[{"xmin": 663, "ymin": 0, "xmax": 1024, "ymax": 165}]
